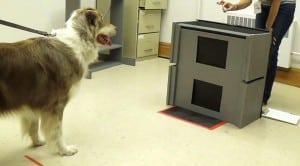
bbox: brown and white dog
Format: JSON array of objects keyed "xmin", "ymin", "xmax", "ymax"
[{"xmin": 0, "ymin": 8, "xmax": 116, "ymax": 156}]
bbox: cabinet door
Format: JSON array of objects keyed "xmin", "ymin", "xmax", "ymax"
[
  {"xmin": 138, "ymin": 9, "xmax": 161, "ymax": 33},
  {"xmin": 137, "ymin": 33, "xmax": 160, "ymax": 57},
  {"xmin": 139, "ymin": 0, "xmax": 167, "ymax": 9}
]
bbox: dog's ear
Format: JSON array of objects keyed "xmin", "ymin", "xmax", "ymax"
[{"xmin": 85, "ymin": 11, "xmax": 97, "ymax": 26}]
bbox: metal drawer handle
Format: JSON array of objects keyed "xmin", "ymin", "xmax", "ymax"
[
  {"xmin": 152, "ymin": 1, "xmax": 161, "ymax": 4},
  {"xmin": 144, "ymin": 49, "xmax": 153, "ymax": 52},
  {"xmin": 146, "ymin": 25, "xmax": 154, "ymax": 28}
]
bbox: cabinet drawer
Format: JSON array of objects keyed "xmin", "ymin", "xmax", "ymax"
[
  {"xmin": 138, "ymin": 9, "xmax": 161, "ymax": 33},
  {"xmin": 137, "ymin": 33, "xmax": 160, "ymax": 58},
  {"xmin": 139, "ymin": 0, "xmax": 167, "ymax": 9}
]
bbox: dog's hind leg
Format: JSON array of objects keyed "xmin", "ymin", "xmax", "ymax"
[
  {"xmin": 40, "ymin": 103, "xmax": 77, "ymax": 156},
  {"xmin": 20, "ymin": 111, "xmax": 45, "ymax": 147}
]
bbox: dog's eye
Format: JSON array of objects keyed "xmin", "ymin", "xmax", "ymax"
[{"xmin": 85, "ymin": 12, "xmax": 97, "ymax": 26}]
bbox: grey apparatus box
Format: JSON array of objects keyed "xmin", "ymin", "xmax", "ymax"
[{"xmin": 167, "ymin": 20, "xmax": 271, "ymax": 128}]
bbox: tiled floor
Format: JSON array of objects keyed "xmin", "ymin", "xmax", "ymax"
[{"xmin": 0, "ymin": 58, "xmax": 300, "ymax": 166}]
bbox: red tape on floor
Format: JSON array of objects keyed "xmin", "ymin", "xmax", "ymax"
[{"xmin": 24, "ymin": 155, "xmax": 44, "ymax": 166}]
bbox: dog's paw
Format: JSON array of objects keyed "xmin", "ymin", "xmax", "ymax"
[
  {"xmin": 32, "ymin": 140, "xmax": 46, "ymax": 147},
  {"xmin": 58, "ymin": 145, "xmax": 78, "ymax": 156}
]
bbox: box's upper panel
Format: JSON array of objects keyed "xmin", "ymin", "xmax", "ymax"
[{"xmin": 178, "ymin": 20, "xmax": 269, "ymax": 39}]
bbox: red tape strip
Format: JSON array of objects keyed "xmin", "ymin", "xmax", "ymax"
[{"xmin": 24, "ymin": 155, "xmax": 44, "ymax": 166}]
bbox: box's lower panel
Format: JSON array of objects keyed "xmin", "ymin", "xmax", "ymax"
[{"xmin": 170, "ymin": 65, "xmax": 264, "ymax": 128}]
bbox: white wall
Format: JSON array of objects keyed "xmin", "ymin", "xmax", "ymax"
[
  {"xmin": 292, "ymin": 4, "xmax": 300, "ymax": 53},
  {"xmin": 0, "ymin": 0, "xmax": 65, "ymax": 42},
  {"xmin": 160, "ymin": 0, "xmax": 199, "ymax": 43}
]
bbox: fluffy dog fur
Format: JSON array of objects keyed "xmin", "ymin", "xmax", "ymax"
[{"xmin": 0, "ymin": 8, "xmax": 116, "ymax": 156}]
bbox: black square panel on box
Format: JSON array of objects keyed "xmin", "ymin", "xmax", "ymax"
[
  {"xmin": 191, "ymin": 79, "xmax": 222, "ymax": 112},
  {"xmin": 196, "ymin": 36, "xmax": 228, "ymax": 69}
]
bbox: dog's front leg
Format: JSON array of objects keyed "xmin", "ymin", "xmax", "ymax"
[{"xmin": 40, "ymin": 106, "xmax": 77, "ymax": 156}]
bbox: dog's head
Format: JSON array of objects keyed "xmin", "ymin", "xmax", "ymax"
[{"xmin": 66, "ymin": 8, "xmax": 116, "ymax": 46}]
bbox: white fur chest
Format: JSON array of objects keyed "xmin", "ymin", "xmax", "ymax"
[{"xmin": 52, "ymin": 28, "xmax": 98, "ymax": 68}]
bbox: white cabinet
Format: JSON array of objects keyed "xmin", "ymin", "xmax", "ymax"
[
  {"xmin": 137, "ymin": 33, "xmax": 160, "ymax": 58},
  {"xmin": 139, "ymin": 0, "xmax": 168, "ymax": 9},
  {"xmin": 123, "ymin": 0, "xmax": 167, "ymax": 64},
  {"xmin": 138, "ymin": 9, "xmax": 162, "ymax": 33}
]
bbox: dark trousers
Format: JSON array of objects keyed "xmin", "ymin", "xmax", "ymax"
[{"xmin": 255, "ymin": 4, "xmax": 296, "ymax": 104}]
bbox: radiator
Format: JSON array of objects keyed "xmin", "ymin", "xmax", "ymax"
[
  {"xmin": 226, "ymin": 13, "xmax": 256, "ymax": 28},
  {"xmin": 226, "ymin": 12, "xmax": 295, "ymax": 69}
]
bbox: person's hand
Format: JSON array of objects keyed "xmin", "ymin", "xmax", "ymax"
[
  {"xmin": 265, "ymin": 26, "xmax": 273, "ymax": 32},
  {"xmin": 217, "ymin": 0, "xmax": 238, "ymax": 12}
]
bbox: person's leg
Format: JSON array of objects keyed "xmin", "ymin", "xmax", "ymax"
[
  {"xmin": 255, "ymin": 5, "xmax": 269, "ymax": 29},
  {"xmin": 255, "ymin": 5, "xmax": 269, "ymax": 106},
  {"xmin": 262, "ymin": 4, "xmax": 295, "ymax": 104}
]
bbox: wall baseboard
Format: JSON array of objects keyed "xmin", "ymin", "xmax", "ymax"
[
  {"xmin": 291, "ymin": 52, "xmax": 300, "ymax": 69},
  {"xmin": 159, "ymin": 42, "xmax": 300, "ymax": 87}
]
